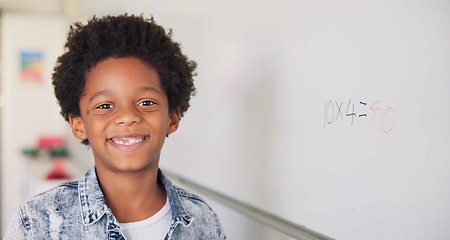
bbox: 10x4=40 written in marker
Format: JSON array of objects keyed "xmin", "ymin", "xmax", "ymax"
[{"xmin": 324, "ymin": 99, "xmax": 396, "ymax": 133}]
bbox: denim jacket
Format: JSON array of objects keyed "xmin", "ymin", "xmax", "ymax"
[{"xmin": 4, "ymin": 168, "xmax": 226, "ymax": 240}]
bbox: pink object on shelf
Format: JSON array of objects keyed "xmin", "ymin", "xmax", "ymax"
[{"xmin": 38, "ymin": 136, "xmax": 65, "ymax": 149}]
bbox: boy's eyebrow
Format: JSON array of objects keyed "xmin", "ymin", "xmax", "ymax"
[
  {"xmin": 89, "ymin": 90, "xmax": 113, "ymax": 102},
  {"xmin": 139, "ymin": 86, "xmax": 164, "ymax": 96}
]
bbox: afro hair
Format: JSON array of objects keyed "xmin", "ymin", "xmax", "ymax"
[{"xmin": 52, "ymin": 14, "xmax": 197, "ymax": 131}]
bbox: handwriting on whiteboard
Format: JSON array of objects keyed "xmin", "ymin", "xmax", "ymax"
[{"xmin": 324, "ymin": 99, "xmax": 396, "ymax": 133}]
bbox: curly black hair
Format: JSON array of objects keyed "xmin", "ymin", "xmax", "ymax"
[{"xmin": 52, "ymin": 14, "xmax": 197, "ymax": 144}]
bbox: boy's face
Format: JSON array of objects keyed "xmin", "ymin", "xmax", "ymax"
[{"xmin": 69, "ymin": 57, "xmax": 180, "ymax": 174}]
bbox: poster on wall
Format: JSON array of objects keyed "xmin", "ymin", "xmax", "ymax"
[{"xmin": 19, "ymin": 51, "xmax": 44, "ymax": 83}]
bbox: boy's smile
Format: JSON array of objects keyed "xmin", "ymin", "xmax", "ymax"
[
  {"xmin": 108, "ymin": 134, "xmax": 148, "ymax": 146},
  {"xmin": 69, "ymin": 57, "xmax": 180, "ymax": 174}
]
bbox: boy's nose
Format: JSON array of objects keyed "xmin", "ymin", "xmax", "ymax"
[{"xmin": 115, "ymin": 107, "xmax": 141, "ymax": 126}]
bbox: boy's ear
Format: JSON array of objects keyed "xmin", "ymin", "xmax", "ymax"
[
  {"xmin": 166, "ymin": 109, "xmax": 181, "ymax": 135},
  {"xmin": 69, "ymin": 115, "xmax": 87, "ymax": 141}
]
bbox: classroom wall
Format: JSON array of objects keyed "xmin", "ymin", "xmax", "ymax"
[{"xmin": 3, "ymin": 1, "xmax": 449, "ymax": 239}]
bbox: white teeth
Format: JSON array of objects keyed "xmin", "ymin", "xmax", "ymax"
[{"xmin": 110, "ymin": 136, "xmax": 145, "ymax": 145}]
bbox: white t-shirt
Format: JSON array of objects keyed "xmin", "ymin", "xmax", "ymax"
[{"xmin": 120, "ymin": 198, "xmax": 172, "ymax": 240}]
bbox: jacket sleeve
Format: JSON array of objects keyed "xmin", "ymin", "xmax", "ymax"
[{"xmin": 3, "ymin": 208, "xmax": 29, "ymax": 240}]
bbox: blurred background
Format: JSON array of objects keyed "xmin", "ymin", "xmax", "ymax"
[{"xmin": 1, "ymin": 1, "xmax": 450, "ymax": 240}]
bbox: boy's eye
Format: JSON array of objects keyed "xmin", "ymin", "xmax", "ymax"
[
  {"xmin": 138, "ymin": 100, "xmax": 155, "ymax": 107},
  {"xmin": 96, "ymin": 104, "xmax": 113, "ymax": 109}
]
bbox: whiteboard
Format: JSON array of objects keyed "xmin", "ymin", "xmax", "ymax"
[{"xmin": 157, "ymin": 1, "xmax": 450, "ymax": 239}]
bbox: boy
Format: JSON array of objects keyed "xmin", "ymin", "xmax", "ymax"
[{"xmin": 4, "ymin": 14, "xmax": 225, "ymax": 239}]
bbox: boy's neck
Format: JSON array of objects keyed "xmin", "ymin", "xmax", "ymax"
[{"xmin": 95, "ymin": 167, "xmax": 167, "ymax": 223}]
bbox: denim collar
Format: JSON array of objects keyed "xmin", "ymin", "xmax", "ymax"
[{"xmin": 79, "ymin": 168, "xmax": 193, "ymax": 226}]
